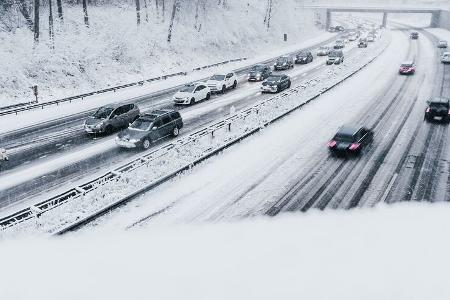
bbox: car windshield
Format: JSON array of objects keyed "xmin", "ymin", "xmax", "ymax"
[
  {"xmin": 251, "ymin": 65, "xmax": 264, "ymax": 72},
  {"xmin": 334, "ymin": 133, "xmax": 354, "ymax": 142},
  {"xmin": 210, "ymin": 74, "xmax": 225, "ymax": 81},
  {"xmin": 329, "ymin": 51, "xmax": 340, "ymax": 57},
  {"xmin": 401, "ymin": 64, "xmax": 412, "ymax": 68},
  {"xmin": 130, "ymin": 118, "xmax": 153, "ymax": 131},
  {"xmin": 180, "ymin": 85, "xmax": 195, "ymax": 93},
  {"xmin": 430, "ymin": 102, "xmax": 449, "ymax": 109},
  {"xmin": 277, "ymin": 57, "xmax": 288, "ymax": 63},
  {"xmin": 266, "ymin": 76, "xmax": 282, "ymax": 82},
  {"xmin": 93, "ymin": 107, "xmax": 113, "ymax": 119}
]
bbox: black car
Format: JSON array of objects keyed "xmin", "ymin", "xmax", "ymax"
[
  {"xmin": 261, "ymin": 75, "xmax": 291, "ymax": 93},
  {"xmin": 335, "ymin": 25, "xmax": 345, "ymax": 32},
  {"xmin": 410, "ymin": 32, "xmax": 419, "ymax": 39},
  {"xmin": 424, "ymin": 98, "xmax": 450, "ymax": 123},
  {"xmin": 248, "ymin": 64, "xmax": 272, "ymax": 81},
  {"xmin": 116, "ymin": 110, "xmax": 183, "ymax": 149},
  {"xmin": 295, "ymin": 51, "xmax": 313, "ymax": 64},
  {"xmin": 328, "ymin": 125, "xmax": 373, "ymax": 155},
  {"xmin": 274, "ymin": 56, "xmax": 294, "ymax": 70}
]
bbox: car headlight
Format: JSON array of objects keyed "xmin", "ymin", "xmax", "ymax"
[
  {"xmin": 256, "ymin": 74, "xmax": 261, "ymax": 78},
  {"xmin": 95, "ymin": 122, "xmax": 104, "ymax": 129},
  {"xmin": 129, "ymin": 139, "xmax": 139, "ymax": 143}
]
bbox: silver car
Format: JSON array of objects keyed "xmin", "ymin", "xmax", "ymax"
[{"xmin": 84, "ymin": 103, "xmax": 140, "ymax": 134}]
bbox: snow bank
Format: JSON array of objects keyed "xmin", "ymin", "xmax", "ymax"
[
  {"xmin": 0, "ymin": 0, "xmax": 324, "ymax": 106},
  {"xmin": 1, "ymin": 202, "xmax": 450, "ymax": 300}
]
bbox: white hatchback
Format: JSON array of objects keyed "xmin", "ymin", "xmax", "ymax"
[{"xmin": 173, "ymin": 83, "xmax": 211, "ymax": 105}]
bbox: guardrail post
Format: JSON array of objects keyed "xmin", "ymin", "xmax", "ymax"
[{"xmin": 228, "ymin": 123, "xmax": 231, "ymax": 131}]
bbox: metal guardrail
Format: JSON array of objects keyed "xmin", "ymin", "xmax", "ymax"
[
  {"xmin": 0, "ymin": 58, "xmax": 247, "ymax": 117},
  {"xmin": 0, "ymin": 35, "xmax": 389, "ymax": 233}
]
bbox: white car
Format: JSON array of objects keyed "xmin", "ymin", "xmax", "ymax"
[
  {"xmin": 367, "ymin": 35, "xmax": 374, "ymax": 42},
  {"xmin": 438, "ymin": 40, "xmax": 448, "ymax": 48},
  {"xmin": 442, "ymin": 52, "xmax": 450, "ymax": 64},
  {"xmin": 206, "ymin": 72, "xmax": 238, "ymax": 93},
  {"xmin": 173, "ymin": 83, "xmax": 211, "ymax": 105}
]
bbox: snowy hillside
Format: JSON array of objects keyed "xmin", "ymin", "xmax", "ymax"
[{"xmin": 0, "ymin": 0, "xmax": 325, "ymax": 106}]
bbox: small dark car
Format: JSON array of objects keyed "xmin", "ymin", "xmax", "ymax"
[
  {"xmin": 295, "ymin": 51, "xmax": 313, "ymax": 64},
  {"xmin": 84, "ymin": 103, "xmax": 140, "ymax": 135},
  {"xmin": 358, "ymin": 38, "xmax": 368, "ymax": 48},
  {"xmin": 424, "ymin": 98, "xmax": 450, "ymax": 122},
  {"xmin": 410, "ymin": 32, "xmax": 419, "ymax": 39},
  {"xmin": 328, "ymin": 125, "xmax": 374, "ymax": 156},
  {"xmin": 399, "ymin": 61, "xmax": 416, "ymax": 75},
  {"xmin": 261, "ymin": 75, "xmax": 291, "ymax": 93},
  {"xmin": 335, "ymin": 25, "xmax": 345, "ymax": 32},
  {"xmin": 248, "ymin": 64, "xmax": 272, "ymax": 81},
  {"xmin": 274, "ymin": 56, "xmax": 294, "ymax": 70},
  {"xmin": 333, "ymin": 40, "xmax": 345, "ymax": 49},
  {"xmin": 116, "ymin": 110, "xmax": 183, "ymax": 149}
]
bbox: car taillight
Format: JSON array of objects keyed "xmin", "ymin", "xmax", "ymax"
[
  {"xmin": 426, "ymin": 107, "xmax": 430, "ymax": 113},
  {"xmin": 328, "ymin": 140, "xmax": 337, "ymax": 148},
  {"xmin": 448, "ymin": 109, "xmax": 450, "ymax": 115},
  {"xmin": 349, "ymin": 143, "xmax": 360, "ymax": 151}
]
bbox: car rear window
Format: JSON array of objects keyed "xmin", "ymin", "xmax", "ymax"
[
  {"xmin": 334, "ymin": 133, "xmax": 354, "ymax": 142},
  {"xmin": 170, "ymin": 112, "xmax": 181, "ymax": 119}
]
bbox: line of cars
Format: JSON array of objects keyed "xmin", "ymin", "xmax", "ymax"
[{"xmin": 328, "ymin": 33, "xmax": 450, "ymax": 157}]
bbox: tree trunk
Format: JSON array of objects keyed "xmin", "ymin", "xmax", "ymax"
[
  {"xmin": 17, "ymin": 0, "xmax": 34, "ymax": 31},
  {"xmin": 143, "ymin": 0, "xmax": 149, "ymax": 23},
  {"xmin": 56, "ymin": 0, "xmax": 64, "ymax": 22},
  {"xmin": 49, "ymin": 0, "xmax": 55, "ymax": 47},
  {"xmin": 34, "ymin": 0, "xmax": 40, "ymax": 43},
  {"xmin": 82, "ymin": 0, "xmax": 89, "ymax": 27},
  {"xmin": 135, "ymin": 0, "xmax": 141, "ymax": 25},
  {"xmin": 167, "ymin": 0, "xmax": 179, "ymax": 43}
]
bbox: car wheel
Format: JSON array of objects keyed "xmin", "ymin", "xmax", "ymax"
[
  {"xmin": 221, "ymin": 85, "xmax": 226, "ymax": 94},
  {"xmin": 287, "ymin": 81, "xmax": 291, "ymax": 89},
  {"xmin": 276, "ymin": 84, "xmax": 281, "ymax": 93},
  {"xmin": 190, "ymin": 97, "xmax": 195, "ymax": 105},
  {"xmin": 206, "ymin": 93, "xmax": 211, "ymax": 100},
  {"xmin": 142, "ymin": 138, "xmax": 151, "ymax": 150},
  {"xmin": 172, "ymin": 126, "xmax": 180, "ymax": 137},
  {"xmin": 105, "ymin": 125, "xmax": 114, "ymax": 134},
  {"xmin": 232, "ymin": 81, "xmax": 237, "ymax": 89}
]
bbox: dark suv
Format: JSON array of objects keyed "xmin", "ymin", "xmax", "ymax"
[
  {"xmin": 328, "ymin": 125, "xmax": 373, "ymax": 156},
  {"xmin": 295, "ymin": 51, "xmax": 313, "ymax": 64},
  {"xmin": 261, "ymin": 75, "xmax": 291, "ymax": 93},
  {"xmin": 424, "ymin": 98, "xmax": 450, "ymax": 123},
  {"xmin": 248, "ymin": 64, "xmax": 272, "ymax": 81},
  {"xmin": 84, "ymin": 103, "xmax": 140, "ymax": 134},
  {"xmin": 410, "ymin": 32, "xmax": 419, "ymax": 39},
  {"xmin": 116, "ymin": 110, "xmax": 183, "ymax": 149}
]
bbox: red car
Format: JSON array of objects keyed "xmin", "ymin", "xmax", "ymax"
[{"xmin": 399, "ymin": 61, "xmax": 416, "ymax": 75}]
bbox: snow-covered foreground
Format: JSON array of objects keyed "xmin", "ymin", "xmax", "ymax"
[{"xmin": 2, "ymin": 203, "xmax": 450, "ymax": 300}]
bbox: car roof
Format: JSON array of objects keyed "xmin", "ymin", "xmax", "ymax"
[
  {"xmin": 401, "ymin": 61, "xmax": 414, "ymax": 65},
  {"xmin": 143, "ymin": 109, "xmax": 175, "ymax": 118},
  {"xmin": 443, "ymin": 52, "xmax": 450, "ymax": 55},
  {"xmin": 429, "ymin": 97, "xmax": 449, "ymax": 104},
  {"xmin": 337, "ymin": 125, "xmax": 361, "ymax": 136}
]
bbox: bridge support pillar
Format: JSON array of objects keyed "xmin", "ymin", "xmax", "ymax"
[
  {"xmin": 430, "ymin": 11, "xmax": 441, "ymax": 28},
  {"xmin": 325, "ymin": 10, "xmax": 331, "ymax": 30},
  {"xmin": 382, "ymin": 12, "xmax": 388, "ymax": 28}
]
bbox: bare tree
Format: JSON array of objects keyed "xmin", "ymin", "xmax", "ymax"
[
  {"xmin": 135, "ymin": 0, "xmax": 141, "ymax": 25},
  {"xmin": 34, "ymin": 0, "xmax": 40, "ymax": 43},
  {"xmin": 17, "ymin": 0, "xmax": 34, "ymax": 30},
  {"xmin": 143, "ymin": 0, "xmax": 149, "ymax": 23},
  {"xmin": 56, "ymin": 0, "xmax": 64, "ymax": 22},
  {"xmin": 82, "ymin": 0, "xmax": 89, "ymax": 27},
  {"xmin": 49, "ymin": 0, "xmax": 55, "ymax": 47},
  {"xmin": 167, "ymin": 0, "xmax": 179, "ymax": 42},
  {"xmin": 264, "ymin": 0, "xmax": 273, "ymax": 29}
]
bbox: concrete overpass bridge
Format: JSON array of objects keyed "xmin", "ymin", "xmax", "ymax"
[{"xmin": 304, "ymin": 6, "xmax": 448, "ymax": 29}]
